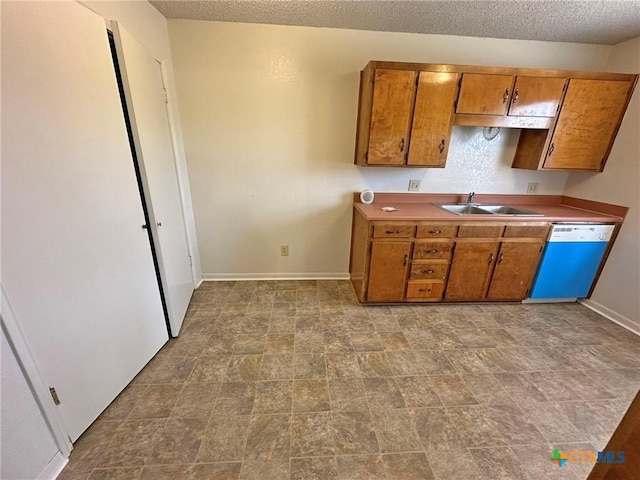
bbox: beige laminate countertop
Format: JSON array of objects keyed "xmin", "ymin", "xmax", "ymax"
[{"xmin": 353, "ymin": 193, "xmax": 626, "ymax": 223}]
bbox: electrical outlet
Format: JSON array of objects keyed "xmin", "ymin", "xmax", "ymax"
[
  {"xmin": 280, "ymin": 245, "xmax": 289, "ymax": 256},
  {"xmin": 526, "ymin": 182, "xmax": 539, "ymax": 194},
  {"xmin": 408, "ymin": 180, "xmax": 421, "ymax": 192}
]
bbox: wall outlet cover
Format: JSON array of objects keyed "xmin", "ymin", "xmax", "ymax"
[
  {"xmin": 280, "ymin": 245, "xmax": 289, "ymax": 256},
  {"xmin": 526, "ymin": 182, "xmax": 539, "ymax": 194},
  {"xmin": 408, "ymin": 180, "xmax": 421, "ymax": 192}
]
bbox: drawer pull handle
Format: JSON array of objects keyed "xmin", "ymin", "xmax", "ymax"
[
  {"xmin": 502, "ymin": 88, "xmax": 509, "ymax": 104},
  {"xmin": 403, "ymin": 254, "xmax": 408, "ymax": 266},
  {"xmin": 386, "ymin": 229, "xmax": 400, "ymax": 234},
  {"xmin": 419, "ymin": 288, "xmax": 432, "ymax": 293},
  {"xmin": 488, "ymin": 253, "xmax": 494, "ymax": 264},
  {"xmin": 420, "ymin": 269, "xmax": 435, "ymax": 274},
  {"xmin": 428, "ymin": 229, "xmax": 442, "ymax": 234},
  {"xmin": 424, "ymin": 249, "xmax": 439, "ymax": 254}
]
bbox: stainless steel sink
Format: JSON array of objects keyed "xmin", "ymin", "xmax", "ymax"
[
  {"xmin": 436, "ymin": 204, "xmax": 492, "ymax": 215},
  {"xmin": 478, "ymin": 205, "xmax": 543, "ymax": 216},
  {"xmin": 433, "ymin": 203, "xmax": 542, "ymax": 216}
]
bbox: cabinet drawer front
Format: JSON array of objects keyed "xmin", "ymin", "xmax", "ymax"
[
  {"xmin": 410, "ymin": 264, "xmax": 449, "ymax": 280},
  {"xmin": 457, "ymin": 225, "xmax": 504, "ymax": 238},
  {"xmin": 416, "ymin": 224, "xmax": 458, "ymax": 238},
  {"xmin": 413, "ymin": 242, "xmax": 453, "ymax": 260},
  {"xmin": 373, "ymin": 224, "xmax": 415, "ymax": 238},
  {"xmin": 504, "ymin": 224, "xmax": 550, "ymax": 239},
  {"xmin": 406, "ymin": 281, "xmax": 445, "ymax": 299}
]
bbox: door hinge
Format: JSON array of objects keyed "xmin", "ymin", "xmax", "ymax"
[
  {"xmin": 188, "ymin": 255, "xmax": 193, "ymax": 267},
  {"xmin": 49, "ymin": 387, "xmax": 61, "ymax": 405},
  {"xmin": 365, "ymin": 151, "xmax": 369, "ymax": 161},
  {"xmin": 415, "ymin": 75, "xmax": 419, "ymax": 86},
  {"xmin": 163, "ymin": 88, "xmax": 169, "ymax": 104}
]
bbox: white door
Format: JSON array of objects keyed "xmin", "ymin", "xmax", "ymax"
[
  {"xmin": 112, "ymin": 24, "xmax": 194, "ymax": 336},
  {"xmin": 1, "ymin": 2, "xmax": 168, "ymax": 440}
]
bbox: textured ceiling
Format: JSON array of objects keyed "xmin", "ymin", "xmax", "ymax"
[{"xmin": 150, "ymin": 0, "xmax": 640, "ymax": 45}]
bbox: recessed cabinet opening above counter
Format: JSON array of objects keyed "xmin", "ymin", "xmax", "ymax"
[{"xmin": 354, "ymin": 61, "xmax": 638, "ymax": 172}]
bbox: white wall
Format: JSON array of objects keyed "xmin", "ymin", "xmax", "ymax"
[
  {"xmin": 1, "ymin": 328, "xmax": 59, "ymax": 480},
  {"xmin": 564, "ymin": 37, "xmax": 640, "ymax": 327},
  {"xmin": 82, "ymin": 1, "xmax": 202, "ymax": 282},
  {"xmin": 168, "ymin": 20, "xmax": 612, "ymax": 278}
]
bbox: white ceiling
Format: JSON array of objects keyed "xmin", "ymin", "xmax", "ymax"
[{"xmin": 150, "ymin": 0, "xmax": 640, "ymax": 45}]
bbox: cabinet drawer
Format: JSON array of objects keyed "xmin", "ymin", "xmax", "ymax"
[
  {"xmin": 416, "ymin": 224, "xmax": 457, "ymax": 238},
  {"xmin": 406, "ymin": 281, "xmax": 445, "ymax": 299},
  {"xmin": 413, "ymin": 242, "xmax": 453, "ymax": 260},
  {"xmin": 409, "ymin": 263, "xmax": 449, "ymax": 280},
  {"xmin": 372, "ymin": 224, "xmax": 415, "ymax": 238},
  {"xmin": 457, "ymin": 225, "xmax": 504, "ymax": 238},
  {"xmin": 504, "ymin": 224, "xmax": 550, "ymax": 239}
]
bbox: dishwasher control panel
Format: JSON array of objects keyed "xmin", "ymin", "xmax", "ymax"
[{"xmin": 549, "ymin": 224, "xmax": 615, "ymax": 243}]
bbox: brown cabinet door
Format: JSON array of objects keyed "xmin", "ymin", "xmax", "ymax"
[
  {"xmin": 487, "ymin": 242, "xmax": 543, "ymax": 301},
  {"xmin": 445, "ymin": 242, "xmax": 499, "ymax": 300},
  {"xmin": 456, "ymin": 74, "xmax": 514, "ymax": 115},
  {"xmin": 367, "ymin": 242, "xmax": 411, "ymax": 302},
  {"xmin": 508, "ymin": 76, "xmax": 566, "ymax": 117},
  {"xmin": 367, "ymin": 69, "xmax": 416, "ymax": 165},
  {"xmin": 543, "ymin": 79, "xmax": 631, "ymax": 170},
  {"xmin": 407, "ymin": 71, "xmax": 459, "ymax": 166}
]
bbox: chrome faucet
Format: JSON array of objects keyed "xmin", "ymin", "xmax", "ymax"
[{"xmin": 466, "ymin": 192, "xmax": 475, "ymax": 204}]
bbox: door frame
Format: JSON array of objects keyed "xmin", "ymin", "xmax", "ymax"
[{"xmin": 1, "ymin": 288, "xmax": 73, "ymax": 457}]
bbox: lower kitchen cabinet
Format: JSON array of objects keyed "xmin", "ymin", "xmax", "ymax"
[
  {"xmin": 367, "ymin": 241, "xmax": 411, "ymax": 302},
  {"xmin": 445, "ymin": 242, "xmax": 500, "ymax": 301},
  {"xmin": 350, "ymin": 211, "xmax": 551, "ymax": 304},
  {"xmin": 487, "ymin": 242, "xmax": 544, "ymax": 300}
]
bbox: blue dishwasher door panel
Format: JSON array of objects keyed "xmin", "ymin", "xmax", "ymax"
[{"xmin": 530, "ymin": 242, "xmax": 608, "ymax": 299}]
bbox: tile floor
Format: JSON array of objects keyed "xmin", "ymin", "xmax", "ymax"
[{"xmin": 59, "ymin": 280, "xmax": 640, "ymax": 480}]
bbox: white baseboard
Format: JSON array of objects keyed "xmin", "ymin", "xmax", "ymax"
[
  {"xmin": 39, "ymin": 451, "xmax": 67, "ymax": 480},
  {"xmin": 579, "ymin": 299, "xmax": 640, "ymax": 337},
  {"xmin": 202, "ymin": 273, "xmax": 351, "ymax": 281}
]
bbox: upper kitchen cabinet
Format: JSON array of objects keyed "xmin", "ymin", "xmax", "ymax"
[
  {"xmin": 355, "ymin": 61, "xmax": 637, "ymax": 171},
  {"xmin": 354, "ymin": 63, "xmax": 458, "ymax": 167},
  {"xmin": 508, "ymin": 76, "xmax": 566, "ymax": 117},
  {"xmin": 456, "ymin": 73, "xmax": 514, "ymax": 115},
  {"xmin": 513, "ymin": 78, "xmax": 636, "ymax": 171}
]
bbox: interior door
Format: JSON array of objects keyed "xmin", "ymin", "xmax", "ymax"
[
  {"xmin": 112, "ymin": 24, "xmax": 194, "ymax": 336},
  {"xmin": 2, "ymin": 2, "xmax": 168, "ymax": 440}
]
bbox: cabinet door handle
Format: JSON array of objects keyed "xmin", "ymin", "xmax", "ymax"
[
  {"xmin": 512, "ymin": 89, "xmax": 519, "ymax": 104},
  {"xmin": 428, "ymin": 229, "xmax": 442, "ymax": 234},
  {"xmin": 548, "ymin": 143, "xmax": 555, "ymax": 156},
  {"xmin": 502, "ymin": 89, "xmax": 510, "ymax": 104},
  {"xmin": 438, "ymin": 139, "xmax": 445, "ymax": 154},
  {"xmin": 488, "ymin": 253, "xmax": 494, "ymax": 264},
  {"xmin": 403, "ymin": 254, "xmax": 408, "ymax": 266},
  {"xmin": 399, "ymin": 138, "xmax": 405, "ymax": 152},
  {"xmin": 420, "ymin": 269, "xmax": 435, "ymax": 274},
  {"xmin": 386, "ymin": 229, "xmax": 400, "ymax": 234},
  {"xmin": 498, "ymin": 253, "xmax": 504, "ymax": 264},
  {"xmin": 418, "ymin": 288, "xmax": 432, "ymax": 293}
]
